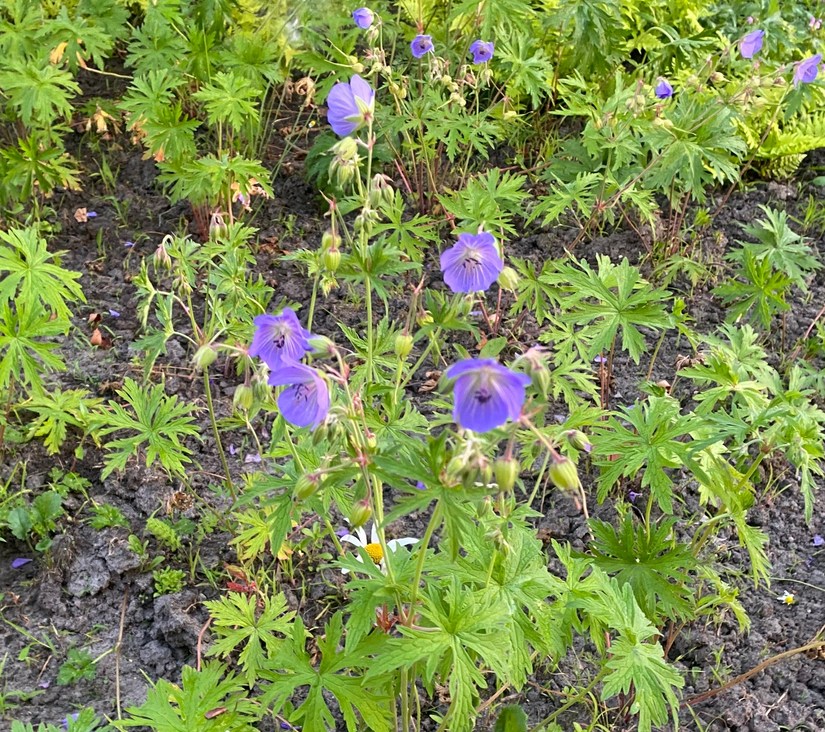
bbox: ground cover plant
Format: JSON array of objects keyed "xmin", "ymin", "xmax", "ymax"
[{"xmin": 1, "ymin": 0, "xmax": 825, "ymax": 731}]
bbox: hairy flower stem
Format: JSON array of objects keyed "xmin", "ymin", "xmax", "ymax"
[
  {"xmin": 203, "ymin": 371, "xmax": 235, "ymax": 501},
  {"xmin": 0, "ymin": 372, "xmax": 16, "ymax": 457},
  {"xmin": 307, "ymin": 274, "xmax": 320, "ymax": 332},
  {"xmin": 405, "ymin": 501, "xmax": 443, "ymax": 626}
]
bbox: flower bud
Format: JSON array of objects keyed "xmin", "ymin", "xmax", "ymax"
[
  {"xmin": 307, "ymin": 335, "xmax": 337, "ymax": 359},
  {"xmin": 446, "ymin": 456, "xmax": 465, "ymax": 483},
  {"xmin": 494, "ymin": 457, "xmax": 519, "ymax": 492},
  {"xmin": 323, "ymin": 247, "xmax": 341, "ymax": 272},
  {"xmin": 349, "ymin": 499, "xmax": 372, "ymax": 528},
  {"xmin": 566, "ymin": 430, "xmax": 592, "ymax": 453},
  {"xmin": 321, "ymin": 229, "xmax": 341, "ymax": 250},
  {"xmin": 233, "ymin": 384, "xmax": 254, "ymax": 411},
  {"xmin": 417, "ymin": 310, "xmax": 433, "ymax": 326},
  {"xmin": 154, "ymin": 242, "xmax": 171, "ymax": 269},
  {"xmin": 394, "ymin": 334, "xmax": 413, "ymax": 359},
  {"xmin": 193, "ymin": 344, "xmax": 217, "ymax": 371},
  {"xmin": 548, "ymin": 456, "xmax": 580, "ymax": 492},
  {"xmin": 497, "ymin": 266, "xmax": 519, "ymax": 292},
  {"xmin": 311, "ymin": 423, "xmax": 330, "ymax": 446},
  {"xmin": 209, "ymin": 212, "xmax": 228, "ymax": 241},
  {"xmin": 294, "ymin": 472, "xmax": 320, "ymax": 500}
]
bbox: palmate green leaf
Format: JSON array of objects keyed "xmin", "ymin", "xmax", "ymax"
[
  {"xmin": 205, "ymin": 592, "xmax": 295, "ymax": 686},
  {"xmin": 495, "ymin": 35, "xmax": 553, "ymax": 108},
  {"xmin": 0, "ymin": 304, "xmax": 67, "ymax": 394},
  {"xmin": 508, "ymin": 257, "xmax": 562, "ymax": 325},
  {"xmin": 23, "ymin": 388, "xmax": 104, "ymax": 454},
  {"xmin": 193, "ymin": 71, "xmax": 261, "ymax": 130},
  {"xmin": 714, "ymin": 248, "xmax": 792, "ymax": 329},
  {"xmin": 590, "ymin": 513, "xmax": 697, "ymax": 622},
  {"xmin": 593, "ymin": 395, "xmax": 695, "ymax": 511},
  {"xmin": 1, "ymin": 136, "xmax": 82, "ymax": 201},
  {"xmin": 0, "ymin": 227, "xmax": 85, "ymax": 319},
  {"xmin": 117, "ymin": 662, "xmax": 259, "ymax": 732},
  {"xmin": 260, "ymin": 614, "xmax": 392, "ymax": 732},
  {"xmin": 38, "ymin": 6, "xmax": 113, "ymax": 72},
  {"xmin": 366, "ymin": 578, "xmax": 511, "ymax": 732},
  {"xmin": 372, "ymin": 190, "xmax": 439, "ymax": 263},
  {"xmin": 589, "ymin": 571, "xmax": 683, "ymax": 732},
  {"xmin": 100, "ymin": 378, "xmax": 200, "ymax": 479},
  {"xmin": 440, "ymin": 169, "xmax": 528, "ymax": 239},
  {"xmin": 0, "ymin": 0, "xmax": 42, "ymax": 60},
  {"xmin": 547, "ymin": 255, "xmax": 671, "ymax": 363},
  {"xmin": 0, "ymin": 62, "xmax": 80, "ymax": 129}
]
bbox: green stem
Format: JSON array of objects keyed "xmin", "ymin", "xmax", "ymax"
[
  {"xmin": 203, "ymin": 371, "xmax": 235, "ymax": 501},
  {"xmin": 307, "ymin": 274, "xmax": 320, "ymax": 332},
  {"xmin": 405, "ymin": 501, "xmax": 442, "ymax": 625},
  {"xmin": 529, "ymin": 667, "xmax": 608, "ymax": 732},
  {"xmin": 366, "ymin": 275, "xmax": 375, "ymax": 382}
]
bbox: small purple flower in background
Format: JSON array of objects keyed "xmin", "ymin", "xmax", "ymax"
[
  {"xmin": 628, "ymin": 491, "xmax": 640, "ymax": 502},
  {"xmin": 411, "ymin": 34, "xmax": 434, "ymax": 58},
  {"xmin": 654, "ymin": 78, "xmax": 673, "ymax": 99},
  {"xmin": 268, "ymin": 363, "xmax": 330, "ymax": 430},
  {"xmin": 62, "ymin": 714, "xmax": 79, "ymax": 730},
  {"xmin": 469, "ymin": 40, "xmax": 494, "ymax": 64},
  {"xmin": 124, "ymin": 241, "xmax": 134, "ymax": 248},
  {"xmin": 229, "ymin": 444, "xmax": 236, "ymax": 456},
  {"xmin": 352, "ymin": 7, "xmax": 374, "ymax": 29},
  {"xmin": 244, "ymin": 453, "xmax": 261, "ymax": 464},
  {"xmin": 11, "ymin": 558, "xmax": 32, "ymax": 568},
  {"xmin": 38, "ymin": 680, "xmax": 50, "ymax": 689},
  {"xmin": 86, "ymin": 211, "xmax": 98, "ymax": 218},
  {"xmin": 811, "ymin": 16, "xmax": 822, "ymax": 31},
  {"xmin": 446, "ymin": 358, "xmax": 530, "ymax": 433},
  {"xmin": 109, "ymin": 309, "xmax": 120, "ymax": 318},
  {"xmin": 249, "ymin": 308, "xmax": 311, "ymax": 370},
  {"xmin": 593, "ymin": 355, "xmax": 607, "ymax": 364},
  {"xmin": 794, "ymin": 53, "xmax": 822, "ymax": 87},
  {"xmin": 739, "ymin": 29, "xmax": 764, "ymax": 59},
  {"xmin": 747, "ymin": 16, "xmax": 754, "ymax": 24},
  {"xmin": 415, "ymin": 481, "xmax": 426, "ymax": 490},
  {"xmin": 326, "ymin": 75, "xmax": 375, "ymax": 136},
  {"xmin": 440, "ymin": 232, "xmax": 503, "ymax": 293},
  {"xmin": 814, "ymin": 534, "xmax": 824, "ymax": 547}
]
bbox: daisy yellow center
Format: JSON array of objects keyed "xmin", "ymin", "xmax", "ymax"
[{"xmin": 364, "ymin": 543, "xmax": 383, "ymax": 564}]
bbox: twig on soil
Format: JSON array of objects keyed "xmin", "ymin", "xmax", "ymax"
[
  {"xmin": 197, "ymin": 617, "xmax": 212, "ymax": 671},
  {"xmin": 680, "ymin": 638, "xmax": 825, "ymax": 708},
  {"xmin": 116, "ymin": 585, "xmax": 129, "ymax": 719}
]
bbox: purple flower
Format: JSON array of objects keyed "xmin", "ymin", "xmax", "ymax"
[
  {"xmin": 326, "ymin": 75, "xmax": 375, "ymax": 136},
  {"xmin": 352, "ymin": 7, "xmax": 374, "ymax": 29},
  {"xmin": 593, "ymin": 355, "xmax": 607, "ymax": 364},
  {"xmin": 62, "ymin": 714, "xmax": 79, "ymax": 729},
  {"xmin": 810, "ymin": 16, "xmax": 822, "ymax": 31},
  {"xmin": 11, "ymin": 557, "xmax": 32, "ymax": 568},
  {"xmin": 794, "ymin": 53, "xmax": 822, "ymax": 87},
  {"xmin": 109, "ymin": 309, "xmax": 120, "ymax": 318},
  {"xmin": 268, "ymin": 363, "xmax": 330, "ymax": 430},
  {"xmin": 229, "ymin": 443, "xmax": 236, "ymax": 455},
  {"xmin": 124, "ymin": 241, "xmax": 134, "ymax": 247},
  {"xmin": 38, "ymin": 680, "xmax": 50, "ymax": 689},
  {"xmin": 747, "ymin": 16, "xmax": 754, "ymax": 24},
  {"xmin": 415, "ymin": 481, "xmax": 426, "ymax": 490},
  {"xmin": 440, "ymin": 232, "xmax": 503, "ymax": 293},
  {"xmin": 469, "ymin": 40, "xmax": 494, "ymax": 64},
  {"xmin": 814, "ymin": 534, "xmax": 824, "ymax": 547},
  {"xmin": 740, "ymin": 29, "xmax": 764, "ymax": 59},
  {"xmin": 654, "ymin": 78, "xmax": 673, "ymax": 99},
  {"xmin": 446, "ymin": 358, "xmax": 530, "ymax": 433},
  {"xmin": 86, "ymin": 211, "xmax": 98, "ymax": 218},
  {"xmin": 249, "ymin": 308, "xmax": 311, "ymax": 370},
  {"xmin": 244, "ymin": 453, "xmax": 261, "ymax": 463},
  {"xmin": 628, "ymin": 491, "xmax": 640, "ymax": 502},
  {"xmin": 411, "ymin": 34, "xmax": 434, "ymax": 58}
]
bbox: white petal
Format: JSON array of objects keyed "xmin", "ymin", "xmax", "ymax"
[
  {"xmin": 370, "ymin": 524, "xmax": 379, "ymax": 544},
  {"xmin": 387, "ymin": 538, "xmax": 419, "ymax": 550},
  {"xmin": 341, "ymin": 534, "xmax": 363, "ymax": 547}
]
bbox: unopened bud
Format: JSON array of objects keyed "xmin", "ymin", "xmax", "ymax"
[
  {"xmin": 494, "ymin": 457, "xmax": 519, "ymax": 492},
  {"xmin": 307, "ymin": 335, "xmax": 337, "ymax": 359},
  {"xmin": 323, "ymin": 248, "xmax": 341, "ymax": 272},
  {"xmin": 193, "ymin": 344, "xmax": 217, "ymax": 371},
  {"xmin": 417, "ymin": 310, "xmax": 433, "ymax": 326},
  {"xmin": 321, "ymin": 229, "xmax": 341, "ymax": 250},
  {"xmin": 497, "ymin": 266, "xmax": 519, "ymax": 292},
  {"xmin": 394, "ymin": 334, "xmax": 413, "ymax": 359},
  {"xmin": 294, "ymin": 472, "xmax": 320, "ymax": 500},
  {"xmin": 233, "ymin": 384, "xmax": 254, "ymax": 411},
  {"xmin": 566, "ymin": 430, "xmax": 592, "ymax": 453},
  {"xmin": 349, "ymin": 500, "xmax": 372, "ymax": 528},
  {"xmin": 548, "ymin": 456, "xmax": 580, "ymax": 492},
  {"xmin": 209, "ymin": 212, "xmax": 228, "ymax": 241}
]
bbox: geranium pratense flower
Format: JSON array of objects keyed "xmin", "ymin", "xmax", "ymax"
[
  {"xmin": 794, "ymin": 53, "xmax": 822, "ymax": 87},
  {"xmin": 655, "ymin": 78, "xmax": 673, "ymax": 99},
  {"xmin": 469, "ymin": 40, "xmax": 494, "ymax": 64},
  {"xmin": 352, "ymin": 7, "xmax": 374, "ymax": 29},
  {"xmin": 249, "ymin": 308, "xmax": 311, "ymax": 369},
  {"xmin": 411, "ymin": 34, "xmax": 434, "ymax": 58},
  {"xmin": 447, "ymin": 358, "xmax": 530, "ymax": 432},
  {"xmin": 740, "ymin": 29, "xmax": 764, "ymax": 59},
  {"xmin": 340, "ymin": 524, "xmax": 418, "ymax": 574},
  {"xmin": 326, "ymin": 75, "xmax": 375, "ymax": 136},
  {"xmin": 440, "ymin": 231, "xmax": 503, "ymax": 293},
  {"xmin": 268, "ymin": 363, "xmax": 330, "ymax": 430}
]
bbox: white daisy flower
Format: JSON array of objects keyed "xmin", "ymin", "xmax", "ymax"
[
  {"xmin": 777, "ymin": 591, "xmax": 796, "ymax": 605},
  {"xmin": 340, "ymin": 524, "xmax": 418, "ymax": 574}
]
